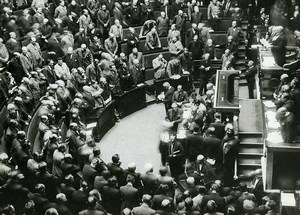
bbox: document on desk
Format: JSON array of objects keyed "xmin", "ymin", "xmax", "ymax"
[
  {"xmin": 262, "ymin": 56, "xmax": 276, "ymax": 67},
  {"xmin": 281, "ymin": 192, "xmax": 296, "ymax": 207}
]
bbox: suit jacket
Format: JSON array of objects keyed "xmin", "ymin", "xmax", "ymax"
[
  {"xmin": 132, "ymin": 203, "xmax": 155, "ymax": 215},
  {"xmin": 119, "ymin": 184, "xmax": 140, "ymax": 210},
  {"xmin": 166, "ymin": 107, "xmax": 183, "ymax": 123},
  {"xmin": 185, "ymin": 28, "xmax": 198, "ymax": 48},
  {"xmin": 166, "ymin": 59, "xmax": 182, "ymax": 76},
  {"xmin": 102, "ymin": 185, "xmax": 121, "ymax": 214},
  {"xmin": 107, "ymin": 162, "xmax": 125, "ymax": 185},
  {"xmin": 210, "ymin": 122, "xmax": 225, "ymax": 140},
  {"xmin": 244, "ymin": 66, "xmax": 257, "ymax": 82},
  {"xmin": 129, "ymin": 52, "xmax": 145, "ymax": 68},
  {"xmin": 129, "ymin": 65, "xmax": 143, "ymax": 86},
  {"xmin": 145, "ymin": 32, "xmax": 161, "ymax": 50},
  {"xmin": 198, "ymin": 27, "xmax": 211, "ymax": 44},
  {"xmin": 141, "ymin": 172, "xmax": 159, "ymax": 195},
  {"xmin": 63, "ymin": 53, "xmax": 82, "ymax": 69},
  {"xmin": 164, "ymin": 86, "xmax": 175, "ymax": 102},
  {"xmin": 104, "ymin": 38, "xmax": 118, "ymax": 56},
  {"xmin": 201, "ymin": 193, "xmax": 226, "ymax": 213},
  {"xmin": 151, "ymin": 194, "xmax": 174, "ymax": 210},
  {"xmin": 186, "ymin": 133, "xmax": 203, "ymax": 159},
  {"xmin": 227, "ymin": 27, "xmax": 245, "ymax": 42},
  {"xmin": 202, "ymin": 135, "xmax": 222, "ymax": 159},
  {"xmin": 191, "ymin": 12, "xmax": 202, "ymax": 25},
  {"xmin": 172, "ymin": 90, "xmax": 189, "ymax": 103},
  {"xmin": 203, "ymin": 44, "xmax": 215, "ymax": 59},
  {"xmin": 78, "ymin": 209, "xmax": 104, "ymax": 215}
]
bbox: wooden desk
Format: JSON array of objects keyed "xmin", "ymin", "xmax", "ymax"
[
  {"xmin": 92, "ymin": 101, "xmax": 116, "ymax": 141},
  {"xmin": 154, "ymin": 75, "xmax": 192, "ymax": 97},
  {"xmin": 258, "ymin": 47, "xmax": 288, "ymax": 99},
  {"xmin": 114, "ymin": 84, "xmax": 147, "ymax": 118}
]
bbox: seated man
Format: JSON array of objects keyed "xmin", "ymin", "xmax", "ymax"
[
  {"xmin": 172, "ymin": 85, "xmax": 189, "ymax": 106},
  {"xmin": 145, "ymin": 27, "xmax": 162, "ymax": 50},
  {"xmin": 152, "ymin": 54, "xmax": 168, "ymax": 80},
  {"xmin": 166, "ymin": 58, "xmax": 182, "ymax": 77},
  {"xmin": 139, "ymin": 20, "xmax": 157, "ymax": 37},
  {"xmin": 169, "ymin": 36, "xmax": 184, "ymax": 56}
]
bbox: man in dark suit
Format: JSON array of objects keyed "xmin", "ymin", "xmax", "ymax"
[
  {"xmin": 210, "ymin": 112, "xmax": 225, "ymax": 140},
  {"xmin": 166, "ymin": 103, "xmax": 183, "ymax": 131},
  {"xmin": 186, "ymin": 126, "xmax": 203, "ymax": 162},
  {"xmin": 63, "ymin": 47, "xmax": 82, "ymax": 69},
  {"xmin": 107, "ymin": 154, "xmax": 125, "ymax": 186},
  {"xmin": 119, "ymin": 174, "xmax": 140, "ymax": 211},
  {"xmin": 102, "ymin": 176, "xmax": 122, "ymax": 215},
  {"xmin": 185, "ymin": 23, "xmax": 198, "ymax": 48},
  {"xmin": 227, "ymin": 20, "xmax": 247, "ymax": 44},
  {"xmin": 244, "ymin": 61, "xmax": 257, "ymax": 99},
  {"xmin": 199, "ymin": 53, "xmax": 212, "ymax": 95},
  {"xmin": 162, "ymin": 82, "xmax": 175, "ymax": 112},
  {"xmin": 219, "ymin": 123, "xmax": 239, "ymax": 186},
  {"xmin": 129, "ymin": 59, "xmax": 144, "ymax": 86},
  {"xmin": 164, "ymin": 132, "xmax": 185, "ymax": 179},
  {"xmin": 186, "ymin": 154, "xmax": 217, "ymax": 185},
  {"xmin": 141, "ymin": 163, "xmax": 159, "ymax": 196},
  {"xmin": 202, "ymin": 127, "xmax": 222, "ymax": 160},
  {"xmin": 132, "ymin": 194, "xmax": 155, "ymax": 215},
  {"xmin": 151, "ymin": 184, "xmax": 174, "ymax": 210},
  {"xmin": 200, "ymin": 183, "xmax": 226, "ymax": 213},
  {"xmin": 271, "ymin": 26, "xmax": 287, "ymax": 67},
  {"xmin": 42, "ymin": 59, "xmax": 57, "ymax": 84},
  {"xmin": 172, "ymin": 85, "xmax": 189, "ymax": 106}
]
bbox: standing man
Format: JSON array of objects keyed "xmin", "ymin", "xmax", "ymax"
[
  {"xmin": 157, "ymin": 11, "xmax": 170, "ymax": 36},
  {"xmin": 129, "ymin": 59, "xmax": 144, "ymax": 86},
  {"xmin": 164, "ymin": 132, "xmax": 185, "ymax": 179},
  {"xmin": 161, "ymin": 82, "xmax": 175, "ymax": 112},
  {"xmin": 220, "ymin": 123, "xmax": 239, "ymax": 186},
  {"xmin": 244, "ymin": 61, "xmax": 257, "ymax": 99}
]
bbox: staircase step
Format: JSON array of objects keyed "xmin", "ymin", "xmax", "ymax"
[
  {"xmin": 235, "ymin": 59, "xmax": 246, "ymax": 65},
  {"xmin": 238, "ymin": 45, "xmax": 246, "ymax": 50},
  {"xmin": 238, "ymin": 158, "xmax": 262, "ymax": 166},
  {"xmin": 240, "ymin": 141, "xmax": 264, "ymax": 147},
  {"xmin": 238, "ymin": 163, "xmax": 262, "ymax": 168},
  {"xmin": 239, "ymin": 146, "xmax": 264, "ymax": 154},
  {"xmin": 237, "ymin": 168, "xmax": 257, "ymax": 177}
]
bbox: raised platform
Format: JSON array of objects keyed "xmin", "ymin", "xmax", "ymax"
[{"xmin": 238, "ymin": 99, "xmax": 264, "ymax": 134}]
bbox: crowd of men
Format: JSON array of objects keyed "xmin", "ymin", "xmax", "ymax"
[{"xmin": 0, "ymin": 0, "xmax": 299, "ymax": 214}]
